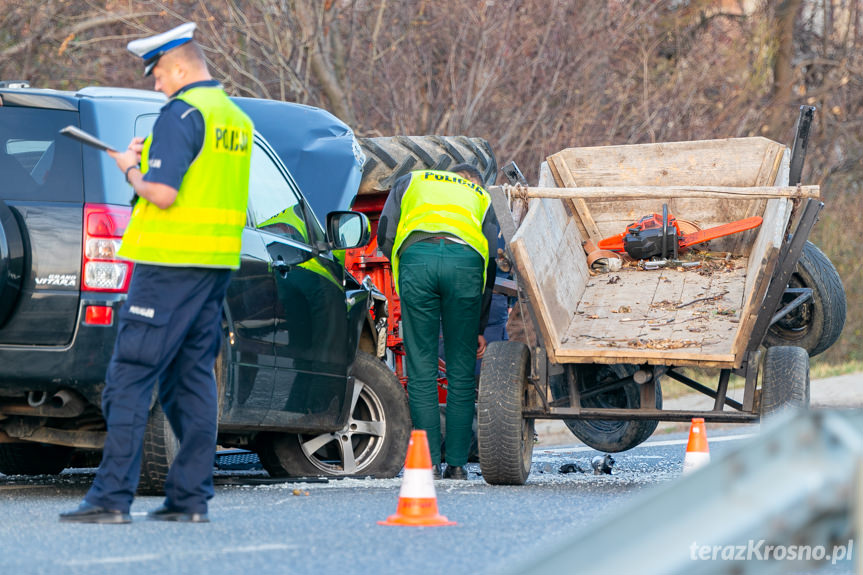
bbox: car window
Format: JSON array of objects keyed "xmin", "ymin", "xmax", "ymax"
[
  {"xmin": 0, "ymin": 108, "xmax": 83, "ymax": 202},
  {"xmin": 248, "ymin": 143, "xmax": 310, "ymax": 244},
  {"xmin": 135, "ymin": 114, "xmax": 158, "ymax": 139}
]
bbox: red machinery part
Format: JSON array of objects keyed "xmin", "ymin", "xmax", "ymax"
[{"xmin": 346, "ymin": 193, "xmax": 449, "ymax": 404}]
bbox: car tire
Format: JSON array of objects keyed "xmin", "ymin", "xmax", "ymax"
[
  {"xmin": 0, "ymin": 443, "xmax": 74, "ymax": 475},
  {"xmin": 137, "ymin": 400, "xmax": 180, "ymax": 495},
  {"xmin": 760, "ymin": 346, "xmax": 809, "ymax": 417},
  {"xmin": 137, "ymin": 337, "xmax": 230, "ymax": 495},
  {"xmin": 0, "ymin": 200, "xmax": 25, "ymax": 328},
  {"xmin": 763, "ymin": 241, "xmax": 846, "ymax": 357},
  {"xmin": 257, "ymin": 351, "xmax": 411, "ymax": 478},
  {"xmin": 477, "ymin": 341, "xmax": 534, "ymax": 485},
  {"xmin": 552, "ymin": 364, "xmax": 661, "ymax": 453},
  {"xmin": 358, "ymin": 135, "xmax": 498, "ymax": 193}
]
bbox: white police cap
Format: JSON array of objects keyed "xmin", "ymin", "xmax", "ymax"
[{"xmin": 127, "ymin": 22, "xmax": 197, "ymax": 76}]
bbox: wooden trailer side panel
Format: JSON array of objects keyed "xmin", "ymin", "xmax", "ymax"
[
  {"xmin": 510, "ymin": 198, "xmax": 590, "ymax": 361},
  {"xmin": 547, "ymin": 137, "xmax": 785, "ymax": 187},
  {"xmin": 546, "ymin": 137, "xmax": 786, "ymax": 254},
  {"xmin": 731, "ymin": 197, "xmax": 793, "ymax": 362}
]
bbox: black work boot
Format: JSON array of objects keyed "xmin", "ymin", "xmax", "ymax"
[
  {"xmin": 147, "ymin": 505, "xmax": 209, "ymax": 523},
  {"xmin": 59, "ymin": 501, "xmax": 131, "ymax": 524},
  {"xmin": 443, "ymin": 464, "xmax": 468, "ymax": 480}
]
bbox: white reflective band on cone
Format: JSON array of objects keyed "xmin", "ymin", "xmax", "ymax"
[
  {"xmin": 682, "ymin": 451, "xmax": 711, "ymax": 474},
  {"xmin": 398, "ymin": 468, "xmax": 437, "ymax": 499}
]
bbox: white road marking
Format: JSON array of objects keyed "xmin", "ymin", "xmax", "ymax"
[
  {"xmin": 637, "ymin": 433, "xmax": 755, "ymax": 448},
  {"xmin": 60, "ymin": 554, "xmax": 161, "ymax": 566},
  {"xmin": 222, "ymin": 544, "xmax": 297, "ymax": 553},
  {"xmin": 57, "ymin": 542, "xmax": 297, "ymax": 567},
  {"xmin": 538, "ymin": 432, "xmax": 755, "ymax": 454}
]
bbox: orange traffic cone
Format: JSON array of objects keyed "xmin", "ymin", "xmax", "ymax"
[
  {"xmin": 682, "ymin": 417, "xmax": 710, "ymax": 474},
  {"xmin": 378, "ymin": 430, "xmax": 456, "ymax": 527}
]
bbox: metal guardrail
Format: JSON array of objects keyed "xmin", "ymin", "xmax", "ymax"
[{"xmin": 503, "ymin": 409, "xmax": 862, "ymax": 574}]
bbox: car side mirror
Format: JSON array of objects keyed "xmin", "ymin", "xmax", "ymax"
[{"xmin": 326, "ymin": 211, "xmax": 370, "ymax": 250}]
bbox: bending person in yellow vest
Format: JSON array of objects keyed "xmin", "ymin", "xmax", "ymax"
[
  {"xmin": 61, "ymin": 22, "xmax": 253, "ymax": 524},
  {"xmin": 378, "ymin": 164, "xmax": 498, "ymax": 480}
]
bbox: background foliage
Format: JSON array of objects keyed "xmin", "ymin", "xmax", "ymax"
[{"xmin": 1, "ymin": 0, "xmax": 858, "ymax": 365}]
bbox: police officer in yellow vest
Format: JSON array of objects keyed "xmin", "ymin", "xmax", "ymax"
[
  {"xmin": 378, "ymin": 164, "xmax": 497, "ymax": 480},
  {"xmin": 60, "ymin": 23, "xmax": 253, "ymax": 524}
]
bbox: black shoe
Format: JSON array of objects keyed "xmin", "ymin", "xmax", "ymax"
[
  {"xmin": 443, "ymin": 465, "xmax": 468, "ymax": 480},
  {"xmin": 432, "ymin": 464, "xmax": 442, "ymax": 480},
  {"xmin": 59, "ymin": 501, "xmax": 131, "ymax": 524},
  {"xmin": 147, "ymin": 505, "xmax": 209, "ymax": 523}
]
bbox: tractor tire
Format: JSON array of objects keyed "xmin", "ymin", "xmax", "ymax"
[
  {"xmin": 760, "ymin": 346, "xmax": 809, "ymax": 417},
  {"xmin": 551, "ymin": 364, "xmax": 661, "ymax": 453},
  {"xmin": 477, "ymin": 341, "xmax": 534, "ymax": 485},
  {"xmin": 0, "ymin": 443, "xmax": 74, "ymax": 476},
  {"xmin": 357, "ymin": 135, "xmax": 497, "ymax": 194},
  {"xmin": 763, "ymin": 241, "xmax": 846, "ymax": 357},
  {"xmin": 0, "ymin": 200, "xmax": 25, "ymax": 328},
  {"xmin": 257, "ymin": 352, "xmax": 410, "ymax": 478}
]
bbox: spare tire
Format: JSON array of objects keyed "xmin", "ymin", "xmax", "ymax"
[
  {"xmin": 358, "ymin": 135, "xmax": 497, "ymax": 193},
  {"xmin": 0, "ymin": 200, "xmax": 25, "ymax": 328},
  {"xmin": 550, "ymin": 364, "xmax": 661, "ymax": 453},
  {"xmin": 763, "ymin": 241, "xmax": 846, "ymax": 357}
]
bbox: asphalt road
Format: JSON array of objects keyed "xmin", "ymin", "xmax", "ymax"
[
  {"xmin": 2, "ymin": 373, "xmax": 860, "ymax": 575},
  {"xmin": 3, "ymin": 424, "xmax": 852, "ymax": 575}
]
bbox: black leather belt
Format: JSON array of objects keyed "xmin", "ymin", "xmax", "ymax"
[{"xmin": 419, "ymin": 236, "xmax": 464, "ymax": 244}]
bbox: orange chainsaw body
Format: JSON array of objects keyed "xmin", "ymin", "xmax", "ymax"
[{"xmin": 597, "ymin": 212, "xmax": 763, "ymax": 256}]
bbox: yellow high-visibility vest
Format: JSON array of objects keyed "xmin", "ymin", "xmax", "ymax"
[
  {"xmin": 391, "ymin": 170, "xmax": 490, "ymax": 294},
  {"xmin": 118, "ymin": 86, "xmax": 253, "ymax": 269}
]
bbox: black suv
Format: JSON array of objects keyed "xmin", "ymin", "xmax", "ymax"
[{"xmin": 0, "ymin": 85, "xmax": 409, "ymax": 489}]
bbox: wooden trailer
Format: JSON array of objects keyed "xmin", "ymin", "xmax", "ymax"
[{"xmin": 478, "ymin": 127, "xmax": 829, "ymax": 485}]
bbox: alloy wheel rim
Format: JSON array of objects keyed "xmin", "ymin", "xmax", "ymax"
[{"xmin": 297, "ymin": 378, "xmax": 387, "ymax": 475}]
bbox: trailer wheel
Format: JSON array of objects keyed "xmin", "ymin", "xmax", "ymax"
[
  {"xmin": 477, "ymin": 341, "xmax": 533, "ymax": 485},
  {"xmin": 552, "ymin": 364, "xmax": 661, "ymax": 453},
  {"xmin": 760, "ymin": 346, "xmax": 809, "ymax": 417},
  {"xmin": 763, "ymin": 241, "xmax": 846, "ymax": 357}
]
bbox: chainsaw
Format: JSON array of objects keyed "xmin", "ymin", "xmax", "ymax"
[{"xmin": 597, "ymin": 204, "xmax": 762, "ymax": 260}]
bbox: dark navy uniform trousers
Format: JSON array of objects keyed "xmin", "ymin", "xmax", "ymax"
[{"xmin": 85, "ymin": 264, "xmax": 232, "ymax": 514}]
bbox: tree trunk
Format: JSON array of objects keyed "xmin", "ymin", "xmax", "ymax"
[
  {"xmin": 291, "ymin": 0, "xmax": 356, "ymax": 126},
  {"xmin": 768, "ymin": 0, "xmax": 803, "ymax": 137}
]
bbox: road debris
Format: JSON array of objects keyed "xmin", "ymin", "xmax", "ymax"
[
  {"xmin": 559, "ymin": 463, "xmax": 586, "ymax": 474},
  {"xmin": 591, "ymin": 454, "xmax": 615, "ymax": 475}
]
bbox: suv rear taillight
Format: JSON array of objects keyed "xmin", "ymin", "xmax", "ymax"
[{"xmin": 83, "ymin": 203, "xmax": 133, "ymax": 292}]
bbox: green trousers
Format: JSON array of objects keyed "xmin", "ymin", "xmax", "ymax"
[{"xmin": 399, "ymin": 239, "xmax": 484, "ymax": 466}]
